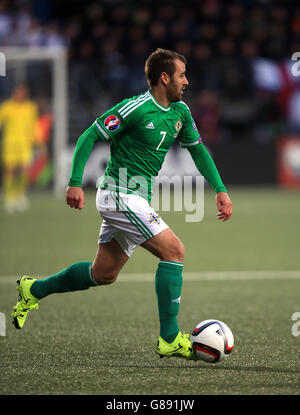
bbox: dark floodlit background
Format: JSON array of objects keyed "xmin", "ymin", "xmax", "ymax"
[{"xmin": 0, "ymin": 0, "xmax": 300, "ymax": 189}]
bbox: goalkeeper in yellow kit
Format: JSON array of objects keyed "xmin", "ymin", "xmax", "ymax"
[{"xmin": 0, "ymin": 84, "xmax": 38, "ymax": 212}]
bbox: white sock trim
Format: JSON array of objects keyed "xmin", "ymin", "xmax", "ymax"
[
  {"xmin": 89, "ymin": 264, "xmax": 99, "ymax": 286},
  {"xmin": 159, "ymin": 260, "xmax": 184, "ymax": 267}
]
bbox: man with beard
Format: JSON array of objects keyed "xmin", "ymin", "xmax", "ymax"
[{"xmin": 12, "ymin": 48, "xmax": 232, "ymax": 361}]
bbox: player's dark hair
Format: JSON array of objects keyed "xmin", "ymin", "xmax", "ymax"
[{"xmin": 145, "ymin": 48, "xmax": 186, "ymax": 88}]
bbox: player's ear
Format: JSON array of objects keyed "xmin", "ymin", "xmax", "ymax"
[{"xmin": 160, "ymin": 72, "xmax": 169, "ymax": 86}]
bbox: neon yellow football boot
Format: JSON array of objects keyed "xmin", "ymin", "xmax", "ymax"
[
  {"xmin": 12, "ymin": 276, "xmax": 40, "ymax": 329},
  {"xmin": 156, "ymin": 331, "xmax": 197, "ymax": 361}
]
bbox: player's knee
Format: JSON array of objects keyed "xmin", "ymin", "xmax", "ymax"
[
  {"xmin": 161, "ymin": 239, "xmax": 185, "ymax": 263},
  {"xmin": 174, "ymin": 240, "xmax": 185, "ymax": 263},
  {"xmin": 92, "ymin": 267, "xmax": 118, "ymax": 285},
  {"xmin": 100, "ymin": 274, "xmax": 118, "ymax": 285}
]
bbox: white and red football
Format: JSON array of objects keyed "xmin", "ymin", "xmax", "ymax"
[{"xmin": 191, "ymin": 319, "xmax": 234, "ymax": 363}]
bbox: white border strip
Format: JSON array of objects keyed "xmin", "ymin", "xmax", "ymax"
[
  {"xmin": 121, "ymin": 96, "xmax": 151, "ymax": 118},
  {"xmin": 118, "ymin": 91, "xmax": 149, "ymax": 115},
  {"xmin": 149, "ymin": 94, "xmax": 170, "ymax": 111},
  {"xmin": 180, "ymin": 139, "xmax": 200, "ymax": 147},
  {"xmin": 94, "ymin": 120, "xmax": 110, "ymax": 140}
]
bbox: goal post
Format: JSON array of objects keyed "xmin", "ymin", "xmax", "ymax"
[{"xmin": 0, "ymin": 47, "xmax": 68, "ymax": 196}]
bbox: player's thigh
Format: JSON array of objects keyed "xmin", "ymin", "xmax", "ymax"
[
  {"xmin": 141, "ymin": 228, "xmax": 185, "ymax": 263},
  {"xmin": 92, "ymin": 238, "xmax": 129, "ymax": 284}
]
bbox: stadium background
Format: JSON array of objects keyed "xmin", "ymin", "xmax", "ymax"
[
  {"xmin": 0, "ymin": 0, "xmax": 300, "ymax": 397},
  {"xmin": 0, "ymin": 0, "xmax": 300, "ymax": 188}
]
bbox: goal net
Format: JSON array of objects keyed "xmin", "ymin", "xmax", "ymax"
[{"xmin": 0, "ymin": 47, "xmax": 67, "ymax": 196}]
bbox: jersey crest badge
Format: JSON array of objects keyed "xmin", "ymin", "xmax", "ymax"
[
  {"xmin": 175, "ymin": 120, "xmax": 182, "ymax": 133},
  {"xmin": 104, "ymin": 115, "xmax": 120, "ymax": 131}
]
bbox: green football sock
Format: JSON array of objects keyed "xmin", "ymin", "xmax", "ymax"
[
  {"xmin": 30, "ymin": 261, "xmax": 98, "ymax": 299},
  {"xmin": 155, "ymin": 260, "xmax": 183, "ymax": 343}
]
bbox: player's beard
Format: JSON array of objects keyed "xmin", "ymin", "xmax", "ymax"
[{"xmin": 167, "ymin": 79, "xmax": 183, "ymax": 103}]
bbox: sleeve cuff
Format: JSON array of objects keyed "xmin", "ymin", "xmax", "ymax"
[
  {"xmin": 68, "ymin": 179, "xmax": 82, "ymax": 187},
  {"xmin": 93, "ymin": 120, "xmax": 110, "ymax": 141},
  {"xmin": 180, "ymin": 136, "xmax": 202, "ymax": 148},
  {"xmin": 215, "ymin": 185, "xmax": 227, "ymax": 193}
]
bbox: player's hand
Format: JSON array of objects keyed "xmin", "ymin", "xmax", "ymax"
[
  {"xmin": 215, "ymin": 192, "xmax": 232, "ymax": 222},
  {"xmin": 66, "ymin": 186, "xmax": 85, "ymax": 209}
]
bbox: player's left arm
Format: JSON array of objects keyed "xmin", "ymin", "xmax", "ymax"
[
  {"xmin": 215, "ymin": 190, "xmax": 232, "ymax": 222},
  {"xmin": 188, "ymin": 143, "xmax": 232, "ymax": 222},
  {"xmin": 178, "ymin": 103, "xmax": 232, "ymax": 222}
]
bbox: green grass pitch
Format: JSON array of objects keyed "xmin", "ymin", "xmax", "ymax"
[{"xmin": 0, "ymin": 187, "xmax": 299, "ymax": 395}]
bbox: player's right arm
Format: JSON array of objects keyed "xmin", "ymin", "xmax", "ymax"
[
  {"xmin": 66, "ymin": 124, "xmax": 100, "ymax": 209},
  {"xmin": 66, "ymin": 99, "xmax": 131, "ymax": 209},
  {"xmin": 66, "ymin": 185, "xmax": 85, "ymax": 209}
]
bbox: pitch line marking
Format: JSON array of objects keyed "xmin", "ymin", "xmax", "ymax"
[
  {"xmin": 0, "ymin": 271, "xmax": 300, "ymax": 284},
  {"xmin": 118, "ymin": 270, "xmax": 300, "ymax": 282}
]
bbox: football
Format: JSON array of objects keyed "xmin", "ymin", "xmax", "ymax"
[{"xmin": 191, "ymin": 319, "xmax": 234, "ymax": 363}]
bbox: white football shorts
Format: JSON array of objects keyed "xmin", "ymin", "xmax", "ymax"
[{"xmin": 96, "ymin": 189, "xmax": 168, "ymax": 257}]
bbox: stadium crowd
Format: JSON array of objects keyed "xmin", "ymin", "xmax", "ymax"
[{"xmin": 0, "ymin": 0, "xmax": 300, "ymax": 144}]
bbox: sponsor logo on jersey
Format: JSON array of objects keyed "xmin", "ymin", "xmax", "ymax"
[
  {"xmin": 104, "ymin": 115, "xmax": 120, "ymax": 131},
  {"xmin": 175, "ymin": 120, "xmax": 182, "ymax": 132},
  {"xmin": 146, "ymin": 122, "xmax": 155, "ymax": 129}
]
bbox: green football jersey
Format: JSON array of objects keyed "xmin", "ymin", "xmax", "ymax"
[{"xmin": 92, "ymin": 90, "xmax": 201, "ymax": 201}]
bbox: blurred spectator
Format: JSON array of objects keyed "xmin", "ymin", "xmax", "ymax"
[
  {"xmin": 0, "ymin": 0, "xmax": 12, "ymax": 41},
  {"xmin": 252, "ymin": 58, "xmax": 284, "ymax": 142},
  {"xmin": 15, "ymin": 1, "xmax": 32, "ymax": 40},
  {"xmin": 291, "ymin": 7, "xmax": 300, "ymax": 36},
  {"xmin": 279, "ymin": 59, "xmax": 300, "ymax": 133},
  {"xmin": 43, "ymin": 22, "xmax": 67, "ymax": 48},
  {"xmin": 156, "ymin": 3, "xmax": 176, "ymax": 24},
  {"xmin": 252, "ymin": 58, "xmax": 283, "ymax": 93},
  {"xmin": 126, "ymin": 40, "xmax": 149, "ymax": 95},
  {"xmin": 101, "ymin": 36, "xmax": 128, "ymax": 96},
  {"xmin": 216, "ymin": 36, "xmax": 258, "ymax": 141},
  {"xmin": 226, "ymin": 2, "xmax": 245, "ymax": 20},
  {"xmin": 201, "ymin": 0, "xmax": 222, "ymax": 20},
  {"xmin": 192, "ymin": 90, "xmax": 222, "ymax": 145},
  {"xmin": 174, "ymin": 40, "xmax": 192, "ymax": 61},
  {"xmin": 27, "ymin": 96, "xmax": 53, "ymax": 188},
  {"xmin": 0, "ymin": 0, "xmax": 298, "ymax": 145},
  {"xmin": 189, "ymin": 43, "xmax": 218, "ymax": 91},
  {"xmin": 32, "ymin": 0, "xmax": 52, "ymax": 25},
  {"xmin": 170, "ymin": 18, "xmax": 190, "ymax": 44},
  {"xmin": 25, "ymin": 18, "xmax": 45, "ymax": 47},
  {"xmin": 35, "ymin": 96, "xmax": 52, "ymax": 147},
  {"xmin": 287, "ymin": 86, "xmax": 300, "ymax": 133},
  {"xmin": 131, "ymin": 6, "xmax": 151, "ymax": 27},
  {"xmin": 148, "ymin": 20, "xmax": 168, "ymax": 50}
]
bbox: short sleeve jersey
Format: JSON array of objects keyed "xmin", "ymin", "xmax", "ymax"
[{"xmin": 92, "ymin": 90, "xmax": 201, "ymax": 201}]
